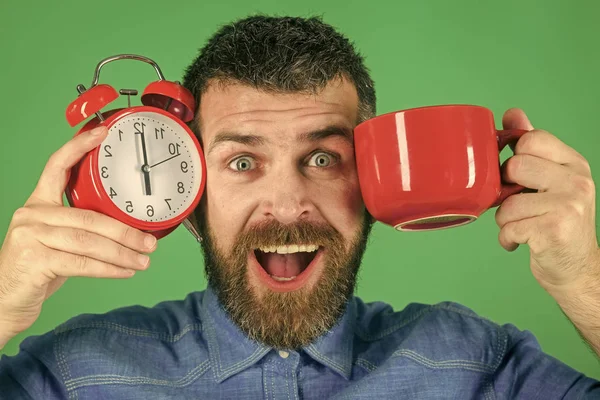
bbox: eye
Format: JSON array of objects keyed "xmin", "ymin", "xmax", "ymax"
[
  {"xmin": 228, "ymin": 156, "xmax": 256, "ymax": 172},
  {"xmin": 308, "ymin": 151, "xmax": 336, "ymax": 168}
]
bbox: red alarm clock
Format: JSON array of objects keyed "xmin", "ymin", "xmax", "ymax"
[{"xmin": 65, "ymin": 54, "xmax": 206, "ymax": 240}]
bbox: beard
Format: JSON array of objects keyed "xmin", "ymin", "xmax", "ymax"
[{"xmin": 196, "ymin": 209, "xmax": 373, "ymax": 350}]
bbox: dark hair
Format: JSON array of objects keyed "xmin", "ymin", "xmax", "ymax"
[{"xmin": 182, "ymin": 15, "xmax": 376, "ymax": 128}]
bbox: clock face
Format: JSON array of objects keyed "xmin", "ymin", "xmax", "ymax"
[{"xmin": 97, "ymin": 111, "xmax": 202, "ymax": 223}]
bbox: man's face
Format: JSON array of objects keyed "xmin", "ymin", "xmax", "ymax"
[{"xmin": 193, "ymin": 79, "xmax": 372, "ymax": 350}]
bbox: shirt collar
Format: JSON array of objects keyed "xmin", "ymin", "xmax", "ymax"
[
  {"xmin": 201, "ymin": 285, "xmax": 356, "ymax": 383},
  {"xmin": 302, "ymin": 296, "xmax": 356, "ymax": 380}
]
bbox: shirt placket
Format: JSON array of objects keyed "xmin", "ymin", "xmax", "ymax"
[{"xmin": 262, "ymin": 350, "xmax": 300, "ymax": 400}]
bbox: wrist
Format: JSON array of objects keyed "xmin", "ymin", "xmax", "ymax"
[
  {"xmin": 0, "ymin": 307, "xmax": 23, "ymax": 350},
  {"xmin": 543, "ymin": 248, "xmax": 600, "ymax": 297},
  {"xmin": 550, "ymin": 271, "xmax": 600, "ymax": 331}
]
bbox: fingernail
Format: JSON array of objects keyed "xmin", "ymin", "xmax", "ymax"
[
  {"xmin": 144, "ymin": 235, "xmax": 157, "ymax": 250},
  {"xmin": 90, "ymin": 126, "xmax": 106, "ymax": 136},
  {"xmin": 137, "ymin": 254, "xmax": 150, "ymax": 268},
  {"xmin": 125, "ymin": 268, "xmax": 136, "ymax": 275}
]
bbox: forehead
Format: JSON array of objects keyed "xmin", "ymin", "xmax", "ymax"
[{"xmin": 197, "ymin": 79, "xmax": 360, "ymax": 139}]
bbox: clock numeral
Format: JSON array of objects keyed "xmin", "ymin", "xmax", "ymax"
[
  {"xmin": 155, "ymin": 127, "xmax": 165, "ymax": 140},
  {"xmin": 125, "ymin": 201, "xmax": 134, "ymax": 213},
  {"xmin": 104, "ymin": 145, "xmax": 112, "ymax": 157},
  {"xmin": 177, "ymin": 182, "xmax": 185, "ymax": 194},
  {"xmin": 134, "ymin": 122, "xmax": 146, "ymax": 134},
  {"xmin": 165, "ymin": 198, "xmax": 172, "ymax": 210},
  {"xmin": 169, "ymin": 143, "xmax": 181, "ymax": 156},
  {"xmin": 180, "ymin": 161, "xmax": 188, "ymax": 173},
  {"xmin": 101, "ymin": 166, "xmax": 109, "ymax": 179},
  {"xmin": 118, "ymin": 129, "xmax": 123, "ymax": 142},
  {"xmin": 146, "ymin": 205, "xmax": 154, "ymax": 217},
  {"xmin": 109, "ymin": 187, "xmax": 117, "ymax": 199}
]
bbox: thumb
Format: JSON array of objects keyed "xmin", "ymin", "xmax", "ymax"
[{"xmin": 502, "ymin": 108, "xmax": 534, "ymax": 131}]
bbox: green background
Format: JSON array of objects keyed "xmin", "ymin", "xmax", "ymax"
[{"xmin": 1, "ymin": 0, "xmax": 599, "ymax": 380}]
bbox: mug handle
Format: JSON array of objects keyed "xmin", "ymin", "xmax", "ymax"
[{"xmin": 491, "ymin": 128, "xmax": 529, "ymax": 207}]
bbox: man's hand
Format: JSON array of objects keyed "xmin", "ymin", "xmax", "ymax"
[
  {"xmin": 0, "ymin": 126, "xmax": 157, "ymax": 349},
  {"xmin": 494, "ymin": 108, "xmax": 600, "ymax": 354},
  {"xmin": 494, "ymin": 108, "xmax": 599, "ymax": 289}
]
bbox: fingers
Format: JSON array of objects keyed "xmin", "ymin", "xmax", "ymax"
[
  {"xmin": 501, "ymin": 153, "xmax": 576, "ymax": 192},
  {"xmin": 502, "ymin": 109, "xmax": 590, "ymax": 177},
  {"xmin": 502, "ymin": 108, "xmax": 534, "ymax": 131},
  {"xmin": 11, "ymin": 206, "xmax": 157, "ymax": 254},
  {"xmin": 34, "ymin": 225, "xmax": 151, "ymax": 272},
  {"xmin": 497, "ymin": 217, "xmax": 533, "ymax": 252},
  {"xmin": 39, "ymin": 248, "xmax": 138, "ymax": 285},
  {"xmin": 27, "ymin": 126, "xmax": 108, "ymax": 206},
  {"xmin": 512, "ymin": 130, "xmax": 591, "ymax": 177},
  {"xmin": 495, "ymin": 192, "xmax": 559, "ymax": 228}
]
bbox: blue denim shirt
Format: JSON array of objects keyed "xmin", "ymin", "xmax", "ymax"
[{"xmin": 1, "ymin": 285, "xmax": 599, "ymax": 399}]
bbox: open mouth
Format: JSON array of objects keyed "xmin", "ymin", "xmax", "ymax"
[
  {"xmin": 254, "ymin": 245, "xmax": 319, "ymax": 280},
  {"xmin": 251, "ymin": 244, "xmax": 323, "ymax": 292}
]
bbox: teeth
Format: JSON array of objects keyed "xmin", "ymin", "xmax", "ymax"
[
  {"xmin": 276, "ymin": 246, "xmax": 289, "ymax": 254},
  {"xmin": 270, "ymin": 275, "xmax": 297, "ymax": 281},
  {"xmin": 258, "ymin": 244, "xmax": 319, "ymax": 254}
]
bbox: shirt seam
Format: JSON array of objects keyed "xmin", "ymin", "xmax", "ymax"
[
  {"xmin": 285, "ymin": 366, "xmax": 291, "ymax": 400},
  {"xmin": 305, "ymin": 344, "xmax": 350, "ymax": 379},
  {"xmin": 486, "ymin": 323, "xmax": 509, "ymax": 399},
  {"xmin": 309, "ymin": 302, "xmax": 495, "ymax": 377},
  {"xmin": 354, "ymin": 306, "xmax": 434, "ymax": 342},
  {"xmin": 54, "ymin": 321, "xmax": 203, "ymax": 342},
  {"xmin": 355, "ymin": 302, "xmax": 500, "ymax": 343},
  {"xmin": 52, "ymin": 321, "xmax": 204, "ymax": 395},
  {"xmin": 355, "ymin": 357, "xmax": 377, "ymax": 372},
  {"xmin": 390, "ymin": 349, "xmax": 494, "ymax": 373},
  {"xmin": 270, "ymin": 362, "xmax": 275, "ymax": 400},
  {"xmin": 263, "ymin": 362, "xmax": 270, "ymax": 400},
  {"xmin": 292, "ymin": 364, "xmax": 300, "ymax": 400},
  {"xmin": 62, "ymin": 360, "xmax": 211, "ymax": 390},
  {"xmin": 54, "ymin": 331, "xmax": 78, "ymax": 400}
]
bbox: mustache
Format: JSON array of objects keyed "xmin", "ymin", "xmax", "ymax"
[{"xmin": 234, "ymin": 219, "xmax": 342, "ymax": 251}]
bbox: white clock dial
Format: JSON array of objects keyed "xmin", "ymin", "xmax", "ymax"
[{"xmin": 98, "ymin": 111, "xmax": 202, "ymax": 222}]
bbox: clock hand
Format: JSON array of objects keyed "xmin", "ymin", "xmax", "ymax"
[
  {"xmin": 136, "ymin": 130, "xmax": 152, "ymax": 196},
  {"xmin": 142, "ymin": 165, "xmax": 151, "ymax": 196},
  {"xmin": 148, "ymin": 153, "xmax": 180, "ymax": 169}
]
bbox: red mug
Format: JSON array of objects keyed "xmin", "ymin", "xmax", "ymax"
[{"xmin": 354, "ymin": 104, "xmax": 528, "ymax": 231}]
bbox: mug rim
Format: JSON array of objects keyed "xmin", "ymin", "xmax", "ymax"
[{"xmin": 355, "ymin": 104, "xmax": 491, "ymax": 130}]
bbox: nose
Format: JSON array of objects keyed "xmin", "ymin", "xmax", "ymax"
[{"xmin": 262, "ymin": 167, "xmax": 315, "ymax": 224}]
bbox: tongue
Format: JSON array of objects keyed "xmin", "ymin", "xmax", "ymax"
[{"xmin": 259, "ymin": 253, "xmax": 305, "ymax": 278}]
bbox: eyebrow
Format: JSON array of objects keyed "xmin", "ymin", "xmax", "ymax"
[{"xmin": 207, "ymin": 125, "xmax": 353, "ymax": 155}]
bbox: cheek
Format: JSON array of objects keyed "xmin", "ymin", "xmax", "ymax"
[
  {"xmin": 203, "ymin": 173, "xmax": 254, "ymax": 252},
  {"xmin": 328, "ymin": 183, "xmax": 363, "ymax": 215},
  {"xmin": 315, "ymin": 174, "xmax": 365, "ymax": 237},
  {"xmin": 337, "ymin": 165, "xmax": 365, "ymax": 216}
]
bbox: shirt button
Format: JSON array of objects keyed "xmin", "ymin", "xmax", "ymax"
[{"xmin": 278, "ymin": 350, "xmax": 289, "ymax": 359}]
